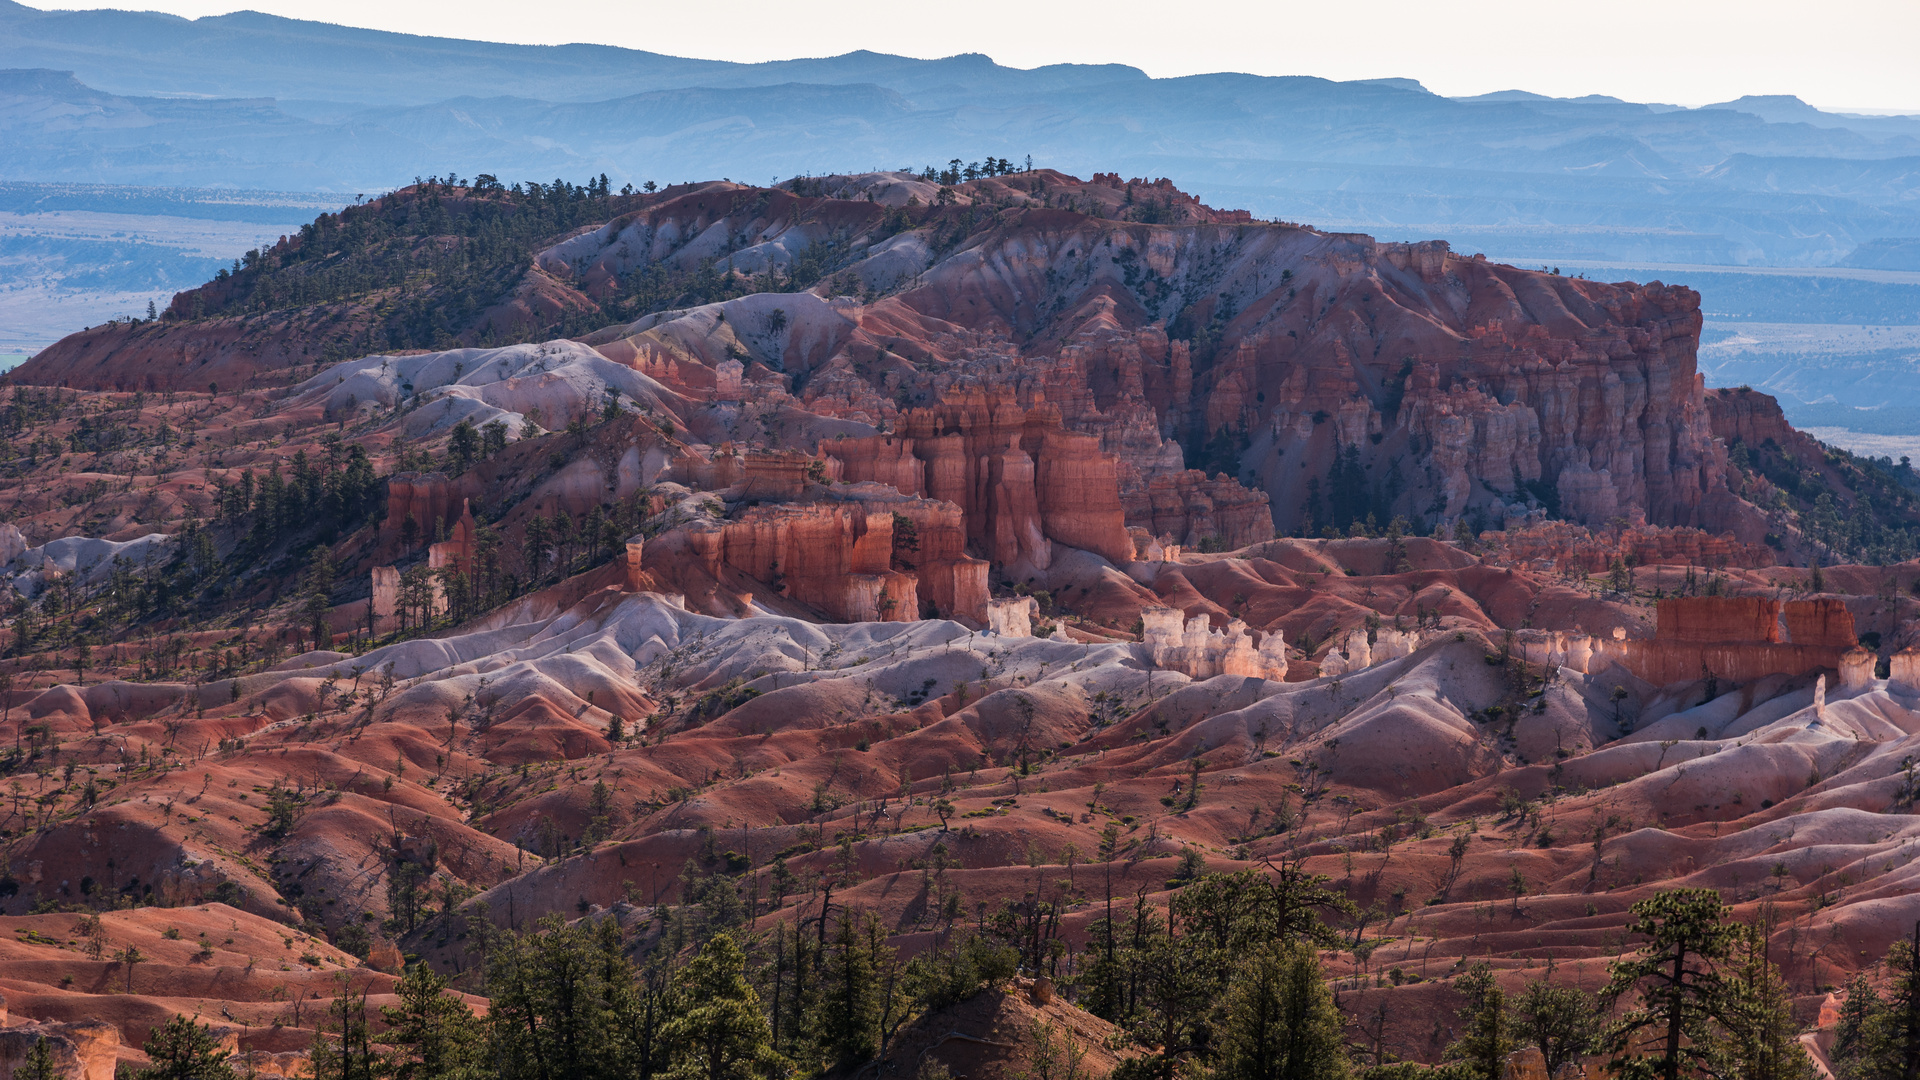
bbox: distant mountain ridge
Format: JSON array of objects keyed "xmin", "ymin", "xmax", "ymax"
[
  {"xmin": 0, "ymin": 1, "xmax": 1148, "ymax": 105},
  {"xmin": 4, "ymin": 1, "xmax": 1920, "ymax": 266}
]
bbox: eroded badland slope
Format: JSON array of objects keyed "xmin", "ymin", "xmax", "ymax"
[{"xmin": 0, "ymin": 167, "xmax": 1917, "ymax": 1076}]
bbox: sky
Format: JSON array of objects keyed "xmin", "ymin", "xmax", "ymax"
[{"xmin": 37, "ymin": 0, "xmax": 1920, "ymax": 111}]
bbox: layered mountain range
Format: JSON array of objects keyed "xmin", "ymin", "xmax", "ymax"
[
  {"xmin": 5, "ymin": 0, "xmax": 1920, "ymax": 265},
  {"xmin": 26, "ymin": 170, "xmax": 1902, "ymax": 555},
  {"xmin": 0, "ymin": 170, "xmax": 1916, "ymax": 1076}
]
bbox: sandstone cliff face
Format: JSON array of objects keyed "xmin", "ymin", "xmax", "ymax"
[
  {"xmin": 576, "ymin": 184, "xmax": 1741, "ymax": 542},
  {"xmin": 699, "ymin": 502, "xmax": 919, "ymax": 623},
  {"xmin": 1126, "ymin": 470, "xmax": 1275, "ymax": 550},
  {"xmin": 1657, "ymin": 596, "xmax": 1783, "ymax": 643},
  {"xmin": 19, "ymin": 170, "xmax": 1786, "ymax": 549},
  {"xmin": 644, "ymin": 464, "xmax": 988, "ymax": 624},
  {"xmin": 829, "ymin": 390, "xmax": 1135, "ymax": 570},
  {"xmin": 1488, "ymin": 519, "xmax": 1775, "ymax": 573},
  {"xmin": 1587, "ymin": 594, "xmax": 1859, "ymax": 686},
  {"xmin": 380, "ymin": 472, "xmax": 463, "ymax": 561},
  {"xmin": 1706, "ymin": 386, "xmax": 1809, "ymax": 451}
]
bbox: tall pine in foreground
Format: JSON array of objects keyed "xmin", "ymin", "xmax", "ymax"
[
  {"xmin": 661, "ymin": 933, "xmax": 789, "ymax": 1080},
  {"xmin": 485, "ymin": 915, "xmax": 662, "ymax": 1080},
  {"xmin": 1214, "ymin": 940, "xmax": 1350, "ymax": 1080},
  {"xmin": 1602, "ymin": 888, "xmax": 1753, "ymax": 1080},
  {"xmin": 1721, "ymin": 917, "xmax": 1814, "ymax": 1080},
  {"xmin": 138, "ymin": 1016, "xmax": 240, "ymax": 1080},
  {"xmin": 380, "ymin": 964, "xmax": 486, "ymax": 1080}
]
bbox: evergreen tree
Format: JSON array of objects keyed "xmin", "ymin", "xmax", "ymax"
[
  {"xmin": 1446, "ymin": 979, "xmax": 1514, "ymax": 1080},
  {"xmin": 303, "ymin": 546, "xmax": 336, "ymax": 651},
  {"xmin": 818, "ymin": 911, "xmax": 880, "ymax": 1071},
  {"xmin": 16, "ymin": 1037, "xmax": 61, "ymax": 1080},
  {"xmin": 311, "ymin": 982, "xmax": 379, "ymax": 1080},
  {"xmin": 1721, "ymin": 918, "xmax": 1814, "ymax": 1080},
  {"xmin": 1834, "ymin": 973, "xmax": 1881, "ymax": 1073},
  {"xmin": 662, "ymin": 933, "xmax": 789, "ymax": 1080},
  {"xmin": 448, "ymin": 420, "xmax": 481, "ymax": 473},
  {"xmin": 1833, "ymin": 923, "xmax": 1920, "ymax": 1080},
  {"xmin": 1603, "ymin": 888, "xmax": 1741, "ymax": 1080},
  {"xmin": 486, "ymin": 916, "xmax": 647, "ymax": 1080},
  {"xmin": 380, "ymin": 963, "xmax": 484, "ymax": 1080},
  {"xmin": 1515, "ymin": 980, "xmax": 1601, "ymax": 1078},
  {"xmin": 138, "ymin": 1016, "xmax": 240, "ymax": 1080},
  {"xmin": 1214, "ymin": 940, "xmax": 1351, "ymax": 1080}
]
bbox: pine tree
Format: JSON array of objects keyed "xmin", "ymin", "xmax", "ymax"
[
  {"xmin": 379, "ymin": 964, "xmax": 483, "ymax": 1080},
  {"xmin": 1603, "ymin": 888, "xmax": 1741, "ymax": 1080},
  {"xmin": 818, "ymin": 911, "xmax": 879, "ymax": 1071},
  {"xmin": 1447, "ymin": 980, "xmax": 1514, "ymax": 1080},
  {"xmin": 1721, "ymin": 918, "xmax": 1814, "ymax": 1080},
  {"xmin": 1515, "ymin": 980, "xmax": 1601, "ymax": 1078},
  {"xmin": 311, "ymin": 982, "xmax": 379, "ymax": 1080},
  {"xmin": 138, "ymin": 1015, "xmax": 240, "ymax": 1080},
  {"xmin": 485, "ymin": 915, "xmax": 635, "ymax": 1080},
  {"xmin": 1835, "ymin": 973, "xmax": 1881, "ymax": 1070},
  {"xmin": 16, "ymin": 1037, "xmax": 62, "ymax": 1080},
  {"xmin": 662, "ymin": 933, "xmax": 788, "ymax": 1080},
  {"xmin": 1213, "ymin": 940, "xmax": 1350, "ymax": 1080},
  {"xmin": 1833, "ymin": 922, "xmax": 1920, "ymax": 1080}
]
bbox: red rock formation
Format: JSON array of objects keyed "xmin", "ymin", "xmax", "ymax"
[
  {"xmin": 428, "ymin": 500, "xmax": 479, "ymax": 577},
  {"xmin": 1652, "ymin": 595, "xmax": 1855, "ymax": 648},
  {"xmin": 693, "ymin": 502, "xmax": 919, "ymax": 623},
  {"xmin": 670, "ymin": 446, "xmax": 817, "ymax": 499},
  {"xmin": 1782, "ymin": 597, "xmax": 1858, "ymax": 648},
  {"xmin": 1127, "ymin": 470, "xmax": 1275, "ymax": 551},
  {"xmin": 0, "ymin": 1019, "xmax": 118, "ymax": 1080},
  {"xmin": 380, "ymin": 472, "xmax": 462, "ymax": 561},
  {"xmin": 1598, "ymin": 594, "xmax": 1855, "ymax": 685},
  {"xmin": 1706, "ymin": 386, "xmax": 1808, "ymax": 450},
  {"xmin": 1603, "ymin": 640, "xmax": 1844, "ymax": 687},
  {"xmin": 1490, "ymin": 520, "xmax": 1775, "ymax": 573},
  {"xmin": 832, "ymin": 390, "xmax": 1134, "ymax": 569},
  {"xmin": 1656, "ymin": 596, "xmax": 1782, "ymax": 643},
  {"xmin": 879, "ymin": 493, "xmax": 989, "ymax": 623},
  {"xmin": 1034, "ymin": 429, "xmax": 1132, "ymax": 565}
]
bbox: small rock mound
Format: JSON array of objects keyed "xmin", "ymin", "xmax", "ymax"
[{"xmin": 851, "ymin": 982, "xmax": 1125, "ymax": 1079}]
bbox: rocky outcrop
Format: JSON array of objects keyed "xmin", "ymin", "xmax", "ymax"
[
  {"xmin": 427, "ymin": 500, "xmax": 479, "ymax": 579},
  {"xmin": 0, "ymin": 1019, "xmax": 118, "ymax": 1080},
  {"xmin": 669, "ymin": 447, "xmax": 817, "ymax": 500},
  {"xmin": 1706, "ymin": 386, "xmax": 1808, "ymax": 450},
  {"xmin": 1657, "ymin": 596, "xmax": 1783, "ymax": 644},
  {"xmin": 370, "ymin": 565, "xmax": 400, "ymax": 635},
  {"xmin": 1125, "ymin": 470, "xmax": 1274, "ymax": 551},
  {"xmin": 1841, "ymin": 646, "xmax": 1877, "ymax": 690},
  {"xmin": 1319, "ymin": 628, "xmax": 1419, "ymax": 676},
  {"xmin": 1528, "ymin": 596, "xmax": 1858, "ymax": 686},
  {"xmin": 380, "ymin": 472, "xmax": 462, "ymax": 561},
  {"xmin": 1890, "ymin": 647, "xmax": 1920, "ymax": 694},
  {"xmin": 986, "ymin": 597, "xmax": 1038, "ymax": 637},
  {"xmin": 0, "ymin": 525, "xmax": 27, "ymax": 567},
  {"xmin": 693, "ymin": 503, "xmax": 917, "ymax": 623},
  {"xmin": 1141, "ymin": 606, "xmax": 1288, "ymax": 681},
  {"xmin": 671, "ymin": 486, "xmax": 995, "ymax": 624},
  {"xmin": 1783, "ymin": 597, "xmax": 1858, "ymax": 649},
  {"xmin": 1490, "ymin": 519, "xmax": 1776, "ymax": 573},
  {"xmin": 830, "ymin": 390, "xmax": 1134, "ymax": 569}
]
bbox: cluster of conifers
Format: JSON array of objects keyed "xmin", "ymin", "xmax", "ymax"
[{"xmin": 87, "ymin": 870, "xmax": 1920, "ymax": 1080}]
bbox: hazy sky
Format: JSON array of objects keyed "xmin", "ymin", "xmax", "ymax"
[{"xmin": 44, "ymin": 0, "xmax": 1920, "ymax": 110}]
